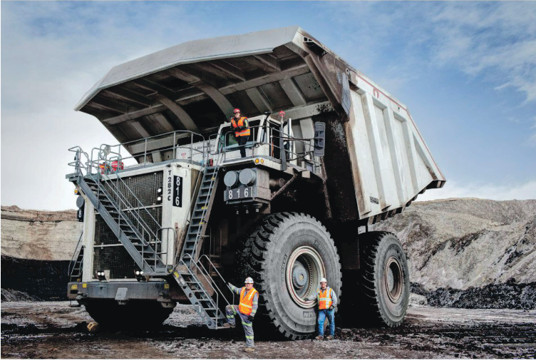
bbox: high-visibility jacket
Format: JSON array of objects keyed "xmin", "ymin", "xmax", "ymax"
[
  {"xmin": 238, "ymin": 287, "xmax": 258, "ymax": 315},
  {"xmin": 317, "ymin": 287, "xmax": 333, "ymax": 310},
  {"xmin": 231, "ymin": 117, "xmax": 251, "ymax": 137}
]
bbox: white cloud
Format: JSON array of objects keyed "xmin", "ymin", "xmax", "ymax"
[
  {"xmin": 1, "ymin": 2, "xmax": 214, "ymax": 211},
  {"xmin": 428, "ymin": 3, "xmax": 536, "ymax": 102},
  {"xmin": 417, "ymin": 179, "xmax": 536, "ymax": 202}
]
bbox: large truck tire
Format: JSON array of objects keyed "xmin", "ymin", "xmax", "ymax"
[
  {"xmin": 83, "ymin": 299, "xmax": 175, "ymax": 329},
  {"xmin": 358, "ymin": 231, "xmax": 410, "ymax": 327},
  {"xmin": 239, "ymin": 212, "xmax": 342, "ymax": 340}
]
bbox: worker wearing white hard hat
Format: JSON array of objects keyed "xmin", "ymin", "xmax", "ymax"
[
  {"xmin": 315, "ymin": 276, "xmax": 338, "ymax": 340},
  {"xmin": 225, "ymin": 277, "xmax": 259, "ymax": 352}
]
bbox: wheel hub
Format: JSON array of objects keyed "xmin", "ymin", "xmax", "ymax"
[
  {"xmin": 286, "ymin": 246, "xmax": 326, "ymax": 308},
  {"xmin": 292, "ymin": 262, "xmax": 309, "ymax": 289},
  {"xmin": 384, "ymin": 256, "xmax": 403, "ymax": 302}
]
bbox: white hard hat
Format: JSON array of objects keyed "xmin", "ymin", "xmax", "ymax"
[
  {"xmin": 320, "ymin": 277, "xmax": 327, "ymax": 283},
  {"xmin": 245, "ymin": 277, "xmax": 254, "ymax": 284}
]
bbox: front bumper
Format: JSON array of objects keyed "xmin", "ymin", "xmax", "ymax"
[{"xmin": 68, "ymin": 280, "xmax": 173, "ymax": 306}]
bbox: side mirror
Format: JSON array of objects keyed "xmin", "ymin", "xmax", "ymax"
[{"xmin": 314, "ymin": 122, "xmax": 325, "ymax": 157}]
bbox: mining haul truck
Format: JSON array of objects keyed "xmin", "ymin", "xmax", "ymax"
[{"xmin": 66, "ymin": 26, "xmax": 445, "ymax": 339}]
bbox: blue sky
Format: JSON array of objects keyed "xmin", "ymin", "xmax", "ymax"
[{"xmin": 2, "ymin": 1, "xmax": 535, "ymax": 210}]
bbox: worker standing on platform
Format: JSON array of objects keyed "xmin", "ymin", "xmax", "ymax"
[
  {"xmin": 230, "ymin": 108, "xmax": 250, "ymax": 158},
  {"xmin": 225, "ymin": 277, "xmax": 258, "ymax": 352}
]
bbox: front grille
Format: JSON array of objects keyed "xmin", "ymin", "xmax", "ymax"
[
  {"xmin": 113, "ymin": 171, "xmax": 163, "ymax": 205},
  {"xmin": 93, "ymin": 170, "xmax": 164, "ymax": 279},
  {"xmin": 93, "ymin": 246, "xmax": 139, "ymax": 279}
]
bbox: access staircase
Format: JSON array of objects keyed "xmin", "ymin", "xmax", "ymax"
[
  {"xmin": 171, "ymin": 164, "xmax": 232, "ymax": 328},
  {"xmin": 67, "ymin": 146, "xmax": 231, "ymax": 329},
  {"xmin": 68, "ymin": 147, "xmax": 169, "ymax": 275}
]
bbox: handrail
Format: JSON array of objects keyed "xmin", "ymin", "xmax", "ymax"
[
  {"xmin": 181, "ymin": 153, "xmax": 223, "ymax": 263},
  {"xmin": 183, "ymin": 253, "xmax": 232, "ymax": 323},
  {"xmin": 69, "ymin": 146, "xmax": 172, "ymax": 270},
  {"xmin": 92, "ymin": 144, "xmax": 163, "ymax": 255},
  {"xmin": 198, "ymin": 254, "xmax": 235, "ymax": 306},
  {"xmin": 212, "ymin": 124, "xmax": 322, "ymax": 171},
  {"xmin": 94, "ymin": 129, "xmax": 207, "ymax": 169},
  {"xmin": 179, "ymin": 256, "xmax": 224, "ymax": 326}
]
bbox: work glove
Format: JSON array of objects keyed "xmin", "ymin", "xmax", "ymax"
[{"xmin": 248, "ymin": 315, "xmax": 254, "ymax": 322}]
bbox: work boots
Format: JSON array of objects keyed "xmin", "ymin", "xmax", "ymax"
[
  {"xmin": 315, "ymin": 335, "xmax": 324, "ymax": 340},
  {"xmin": 222, "ymin": 323, "xmax": 235, "ymax": 329},
  {"xmin": 326, "ymin": 335, "xmax": 334, "ymax": 340},
  {"xmin": 244, "ymin": 347, "xmax": 255, "ymax": 353}
]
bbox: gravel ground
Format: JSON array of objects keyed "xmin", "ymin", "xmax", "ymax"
[{"xmin": 1, "ymin": 301, "xmax": 535, "ymax": 358}]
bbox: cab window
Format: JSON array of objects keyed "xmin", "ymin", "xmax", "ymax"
[{"xmin": 220, "ymin": 120, "xmax": 260, "ymax": 148}]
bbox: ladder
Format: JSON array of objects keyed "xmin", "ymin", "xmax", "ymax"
[
  {"xmin": 172, "ymin": 255, "xmax": 234, "ymax": 329},
  {"xmin": 68, "ymin": 232, "xmax": 84, "ymax": 282},
  {"xmin": 180, "ymin": 166, "xmax": 220, "ymax": 265},
  {"xmin": 173, "ymin": 162, "xmax": 229, "ymax": 328}
]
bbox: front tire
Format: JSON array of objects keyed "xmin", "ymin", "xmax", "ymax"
[{"xmin": 239, "ymin": 212, "xmax": 342, "ymax": 339}]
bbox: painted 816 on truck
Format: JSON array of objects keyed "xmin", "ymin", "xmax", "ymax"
[{"xmin": 66, "ymin": 26, "xmax": 445, "ymax": 339}]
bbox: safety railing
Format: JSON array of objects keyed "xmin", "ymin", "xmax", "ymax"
[
  {"xmin": 183, "ymin": 253, "xmax": 234, "ymax": 325},
  {"xmin": 198, "ymin": 254, "xmax": 235, "ymax": 308},
  {"xmin": 87, "ymin": 130, "xmax": 207, "ymax": 173},
  {"xmin": 209, "ymin": 123, "xmax": 322, "ymax": 172}
]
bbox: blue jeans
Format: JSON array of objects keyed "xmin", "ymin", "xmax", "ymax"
[{"xmin": 317, "ymin": 309, "xmax": 335, "ymax": 336}]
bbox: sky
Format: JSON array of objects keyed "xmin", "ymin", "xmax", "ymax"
[{"xmin": 1, "ymin": 0, "xmax": 535, "ymax": 211}]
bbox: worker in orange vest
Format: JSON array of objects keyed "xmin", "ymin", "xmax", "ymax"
[
  {"xmin": 315, "ymin": 277, "xmax": 338, "ymax": 340},
  {"xmin": 230, "ymin": 108, "xmax": 250, "ymax": 158},
  {"xmin": 225, "ymin": 277, "xmax": 258, "ymax": 352}
]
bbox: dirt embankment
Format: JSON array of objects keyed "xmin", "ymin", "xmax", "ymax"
[
  {"xmin": 372, "ymin": 198, "xmax": 536, "ymax": 308},
  {"xmin": 1, "ymin": 205, "xmax": 82, "ymax": 261}
]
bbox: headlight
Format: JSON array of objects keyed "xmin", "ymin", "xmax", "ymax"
[
  {"xmin": 223, "ymin": 171, "xmax": 239, "ymax": 187},
  {"xmin": 239, "ymin": 168, "xmax": 256, "ymax": 186}
]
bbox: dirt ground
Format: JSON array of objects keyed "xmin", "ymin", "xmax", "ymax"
[{"xmin": 1, "ymin": 301, "xmax": 535, "ymax": 359}]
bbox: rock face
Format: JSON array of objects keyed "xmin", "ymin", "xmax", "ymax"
[
  {"xmin": 373, "ymin": 198, "xmax": 536, "ymax": 290},
  {"xmin": 1, "ymin": 205, "xmax": 82, "ymax": 261}
]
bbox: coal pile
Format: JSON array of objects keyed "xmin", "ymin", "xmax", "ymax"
[
  {"xmin": 412, "ymin": 281, "xmax": 536, "ymax": 310},
  {"xmin": 1, "ymin": 255, "xmax": 69, "ymax": 301}
]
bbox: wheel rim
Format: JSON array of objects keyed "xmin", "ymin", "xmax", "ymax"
[
  {"xmin": 384, "ymin": 256, "xmax": 403, "ymax": 303},
  {"xmin": 286, "ymin": 246, "xmax": 326, "ymax": 308}
]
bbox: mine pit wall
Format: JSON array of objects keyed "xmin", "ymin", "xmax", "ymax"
[
  {"xmin": 1, "ymin": 206, "xmax": 81, "ymax": 301},
  {"xmin": 1, "ymin": 255, "xmax": 70, "ymax": 301}
]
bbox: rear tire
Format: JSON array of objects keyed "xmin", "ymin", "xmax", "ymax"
[
  {"xmin": 83, "ymin": 299, "xmax": 175, "ymax": 329},
  {"xmin": 358, "ymin": 231, "xmax": 410, "ymax": 327},
  {"xmin": 238, "ymin": 212, "xmax": 342, "ymax": 340}
]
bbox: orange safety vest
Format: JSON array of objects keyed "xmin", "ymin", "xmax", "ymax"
[
  {"xmin": 317, "ymin": 287, "xmax": 333, "ymax": 310},
  {"xmin": 238, "ymin": 287, "xmax": 258, "ymax": 315},
  {"xmin": 231, "ymin": 117, "xmax": 251, "ymax": 137}
]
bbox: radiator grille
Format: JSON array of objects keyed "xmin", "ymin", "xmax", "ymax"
[
  {"xmin": 93, "ymin": 246, "xmax": 139, "ymax": 279},
  {"xmin": 93, "ymin": 171, "xmax": 163, "ymax": 279}
]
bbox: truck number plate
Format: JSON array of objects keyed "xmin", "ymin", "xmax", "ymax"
[{"xmin": 224, "ymin": 186, "xmax": 253, "ymax": 201}]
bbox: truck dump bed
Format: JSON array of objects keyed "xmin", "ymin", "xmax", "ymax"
[{"xmin": 76, "ymin": 26, "xmax": 445, "ymax": 224}]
